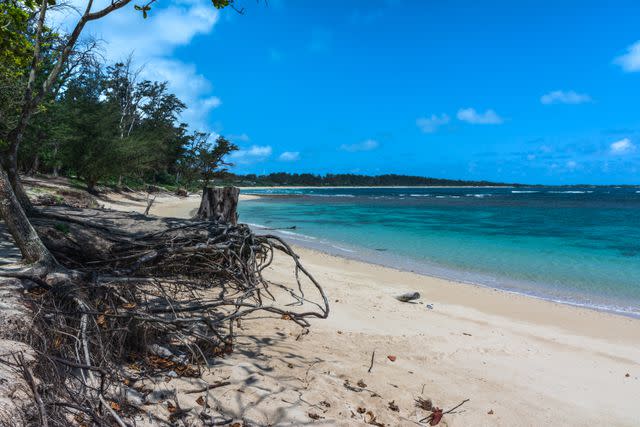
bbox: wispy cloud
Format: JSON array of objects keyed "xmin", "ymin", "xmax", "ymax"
[
  {"xmin": 614, "ymin": 40, "xmax": 640, "ymax": 72},
  {"xmin": 340, "ymin": 139, "xmax": 379, "ymax": 152},
  {"xmin": 540, "ymin": 90, "xmax": 592, "ymax": 105},
  {"xmin": 229, "ymin": 145, "xmax": 272, "ymax": 164},
  {"xmin": 610, "ymin": 138, "xmax": 636, "ymax": 154},
  {"xmin": 457, "ymin": 108, "xmax": 503, "ymax": 125},
  {"xmin": 228, "ymin": 133, "xmax": 250, "ymax": 142},
  {"xmin": 416, "ymin": 114, "xmax": 450, "ymax": 133},
  {"xmin": 278, "ymin": 151, "xmax": 300, "ymax": 161}
]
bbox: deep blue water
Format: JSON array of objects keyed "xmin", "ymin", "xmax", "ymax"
[{"xmin": 238, "ymin": 187, "xmax": 640, "ymax": 317}]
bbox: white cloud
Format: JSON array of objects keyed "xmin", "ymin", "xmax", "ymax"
[
  {"xmin": 48, "ymin": 0, "xmax": 221, "ymax": 130},
  {"xmin": 230, "ymin": 145, "xmax": 272, "ymax": 164},
  {"xmin": 201, "ymin": 96, "xmax": 222, "ymax": 110},
  {"xmin": 614, "ymin": 41, "xmax": 640, "ymax": 72},
  {"xmin": 457, "ymin": 108, "xmax": 503, "ymax": 124},
  {"xmin": 278, "ymin": 151, "xmax": 300, "ymax": 161},
  {"xmin": 566, "ymin": 160, "xmax": 578, "ymax": 170},
  {"xmin": 540, "ymin": 90, "xmax": 592, "ymax": 105},
  {"xmin": 229, "ymin": 133, "xmax": 250, "ymax": 142},
  {"xmin": 416, "ymin": 114, "xmax": 450, "ymax": 133},
  {"xmin": 610, "ymin": 138, "xmax": 636, "ymax": 154},
  {"xmin": 339, "ymin": 139, "xmax": 379, "ymax": 152}
]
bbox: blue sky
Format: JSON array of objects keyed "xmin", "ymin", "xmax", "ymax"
[{"xmin": 56, "ymin": 0, "xmax": 640, "ymax": 184}]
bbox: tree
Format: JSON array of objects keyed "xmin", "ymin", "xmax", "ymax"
[
  {"xmin": 0, "ymin": 0, "xmax": 237, "ymax": 270},
  {"xmin": 177, "ymin": 132, "xmax": 238, "ymax": 190}
]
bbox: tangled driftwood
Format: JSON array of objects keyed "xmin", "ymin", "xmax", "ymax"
[{"xmin": 0, "ymin": 208, "xmax": 329, "ymax": 425}]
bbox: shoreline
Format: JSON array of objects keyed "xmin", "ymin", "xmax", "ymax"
[
  {"xmin": 98, "ymin": 189, "xmax": 640, "ymax": 425},
  {"xmin": 247, "ymin": 221, "xmax": 640, "ymax": 320},
  {"xmin": 104, "ymin": 191, "xmax": 640, "ymax": 321},
  {"xmin": 282, "ymin": 245, "xmax": 640, "ymax": 342}
]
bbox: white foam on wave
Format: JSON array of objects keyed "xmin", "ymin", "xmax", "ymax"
[
  {"xmin": 548, "ymin": 190, "xmax": 593, "ymax": 194},
  {"xmin": 309, "ymin": 193, "xmax": 356, "ymax": 198},
  {"xmin": 330, "ymin": 244, "xmax": 356, "ymax": 253},
  {"xmin": 512, "ymin": 190, "xmax": 538, "ymax": 194}
]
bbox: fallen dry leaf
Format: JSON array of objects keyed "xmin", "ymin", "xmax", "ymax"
[
  {"xmin": 365, "ymin": 410, "xmax": 385, "ymax": 426},
  {"xmin": 97, "ymin": 314, "xmax": 106, "ymax": 328},
  {"xmin": 281, "ymin": 313, "xmax": 291, "ymax": 321},
  {"xmin": 175, "ymin": 364, "xmax": 199, "ymax": 377},
  {"xmin": 196, "ymin": 396, "xmax": 206, "ymax": 406},
  {"xmin": 109, "ymin": 401, "xmax": 121, "ymax": 412},
  {"xmin": 357, "ymin": 407, "xmax": 367, "ymax": 414},
  {"xmin": 357, "ymin": 379, "xmax": 367, "ymax": 388},
  {"xmin": 388, "ymin": 400, "xmax": 399, "ymax": 412},
  {"xmin": 122, "ymin": 302, "xmax": 136, "ymax": 309},
  {"xmin": 73, "ymin": 413, "xmax": 88, "ymax": 427},
  {"xmin": 429, "ymin": 407, "xmax": 443, "ymax": 426},
  {"xmin": 387, "ymin": 355, "xmax": 396, "ymax": 362},
  {"xmin": 625, "ymin": 373, "xmax": 630, "ymax": 377},
  {"xmin": 167, "ymin": 401, "xmax": 177, "ymax": 414},
  {"xmin": 488, "ymin": 409, "xmax": 494, "ymax": 415}
]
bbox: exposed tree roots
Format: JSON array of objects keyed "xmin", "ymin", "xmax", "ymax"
[{"xmin": 0, "ymin": 208, "xmax": 329, "ymax": 426}]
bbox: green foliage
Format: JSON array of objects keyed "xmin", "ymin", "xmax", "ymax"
[
  {"xmin": 15, "ymin": 57, "xmax": 237, "ymax": 192},
  {"xmin": 0, "ymin": 1, "xmax": 33, "ymax": 70},
  {"xmin": 219, "ymin": 173, "xmax": 516, "ymax": 187},
  {"xmin": 177, "ymin": 133, "xmax": 238, "ymax": 189},
  {"xmin": 3, "ymin": 0, "xmax": 241, "ymax": 190}
]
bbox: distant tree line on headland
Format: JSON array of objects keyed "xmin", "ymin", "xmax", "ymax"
[{"xmin": 218, "ymin": 172, "xmax": 519, "ymax": 187}]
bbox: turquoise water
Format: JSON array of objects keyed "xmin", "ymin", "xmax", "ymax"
[{"xmin": 238, "ymin": 187, "xmax": 640, "ymax": 317}]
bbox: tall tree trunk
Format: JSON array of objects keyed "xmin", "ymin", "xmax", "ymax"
[
  {"xmin": 1, "ymin": 147, "xmax": 33, "ymax": 212},
  {"xmin": 0, "ymin": 166, "xmax": 56, "ymax": 266},
  {"xmin": 196, "ymin": 187, "xmax": 239, "ymax": 225},
  {"xmin": 52, "ymin": 142, "xmax": 60, "ymax": 177},
  {"xmin": 29, "ymin": 153, "xmax": 40, "ymax": 176}
]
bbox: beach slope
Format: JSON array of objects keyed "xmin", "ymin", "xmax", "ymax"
[{"xmin": 104, "ymin": 191, "xmax": 640, "ymax": 426}]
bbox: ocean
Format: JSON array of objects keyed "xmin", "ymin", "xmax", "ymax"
[{"xmin": 238, "ymin": 186, "xmax": 640, "ymax": 317}]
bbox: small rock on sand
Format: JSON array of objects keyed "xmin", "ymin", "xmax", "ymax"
[{"xmin": 395, "ymin": 292, "xmax": 420, "ymax": 302}]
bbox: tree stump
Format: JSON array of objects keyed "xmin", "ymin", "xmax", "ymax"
[{"xmin": 196, "ymin": 186, "xmax": 240, "ymax": 225}]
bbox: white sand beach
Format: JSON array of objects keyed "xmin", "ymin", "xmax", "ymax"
[{"xmin": 92, "ymin": 191, "xmax": 640, "ymax": 426}]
